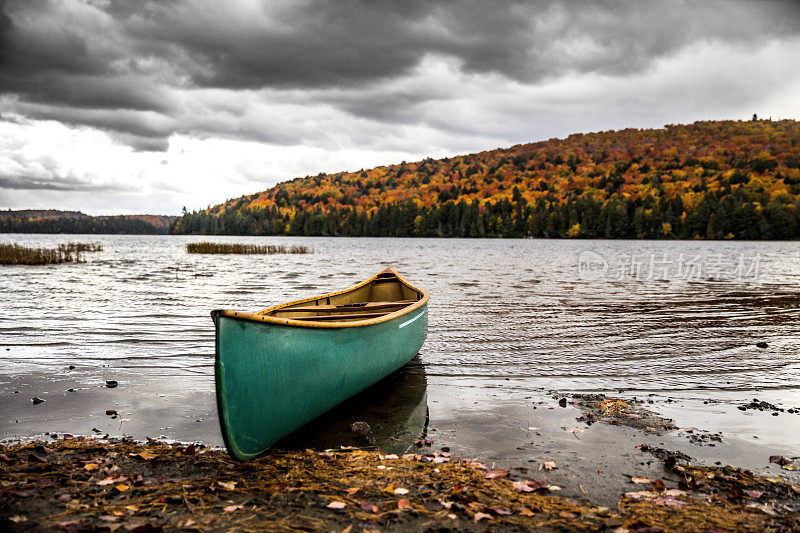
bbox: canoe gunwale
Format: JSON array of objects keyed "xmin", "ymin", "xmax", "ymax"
[{"xmin": 211, "ymin": 267, "xmax": 429, "ymax": 329}]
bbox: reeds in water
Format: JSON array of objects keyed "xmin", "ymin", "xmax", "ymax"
[
  {"xmin": 186, "ymin": 242, "xmax": 312, "ymax": 255},
  {"xmin": 0, "ymin": 243, "xmax": 82, "ymax": 265},
  {"xmin": 60, "ymin": 242, "xmax": 103, "ymax": 252}
]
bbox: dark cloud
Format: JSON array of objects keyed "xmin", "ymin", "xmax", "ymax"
[
  {"xmin": 0, "ymin": 0, "xmax": 798, "ymax": 150},
  {"xmin": 0, "ymin": 174, "xmax": 126, "ymax": 191}
]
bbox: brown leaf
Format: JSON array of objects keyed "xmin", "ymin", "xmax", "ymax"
[
  {"xmin": 558, "ymin": 511, "xmax": 578, "ymax": 519},
  {"xmin": 223, "ymin": 504, "xmax": 243, "ymax": 512},
  {"xmin": 359, "ymin": 501, "xmax": 379, "ymax": 513},
  {"xmin": 540, "ymin": 461, "xmax": 557, "ymax": 471},
  {"xmin": 474, "ymin": 512, "xmax": 493, "ymax": 522},
  {"xmin": 113, "ymin": 483, "xmax": 130, "ymax": 492},
  {"xmin": 345, "ymin": 487, "xmax": 360, "ymax": 495},
  {"xmin": 326, "ymin": 501, "xmax": 346, "ymax": 510},
  {"xmin": 97, "ymin": 477, "xmax": 116, "ymax": 486},
  {"xmin": 217, "ymin": 481, "xmax": 237, "ymax": 491},
  {"xmin": 84, "ymin": 463, "xmax": 100, "ymax": 471},
  {"xmin": 397, "ymin": 498, "xmax": 411, "ymax": 510},
  {"xmin": 631, "ymin": 477, "xmax": 653, "ymax": 484},
  {"xmin": 484, "ymin": 469, "xmax": 508, "ymax": 479}
]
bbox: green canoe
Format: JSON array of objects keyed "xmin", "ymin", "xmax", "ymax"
[{"xmin": 212, "ymin": 267, "xmax": 429, "ymax": 460}]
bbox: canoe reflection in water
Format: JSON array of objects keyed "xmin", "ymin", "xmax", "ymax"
[{"xmin": 275, "ymin": 356, "xmax": 429, "ymax": 454}]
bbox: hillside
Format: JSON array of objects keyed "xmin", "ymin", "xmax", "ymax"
[
  {"xmin": 0, "ymin": 210, "xmax": 176, "ymax": 234},
  {"xmin": 171, "ymin": 120, "xmax": 800, "ymax": 239}
]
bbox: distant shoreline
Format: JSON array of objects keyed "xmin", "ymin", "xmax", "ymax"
[{"xmin": 0, "ymin": 210, "xmax": 176, "ymax": 235}]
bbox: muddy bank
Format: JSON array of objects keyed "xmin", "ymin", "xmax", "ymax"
[{"xmin": 2, "ymin": 437, "xmax": 800, "ymax": 532}]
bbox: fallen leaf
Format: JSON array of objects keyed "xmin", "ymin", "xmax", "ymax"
[
  {"xmin": 631, "ymin": 477, "xmax": 653, "ymax": 484},
  {"xmin": 484, "ymin": 469, "xmax": 508, "ymax": 479},
  {"xmin": 393, "ymin": 487, "xmax": 409, "ymax": 495},
  {"xmin": 474, "ymin": 512, "xmax": 493, "ymax": 522},
  {"xmin": 558, "ymin": 511, "xmax": 578, "ymax": 519},
  {"xmin": 327, "ymin": 501, "xmax": 346, "ymax": 510},
  {"xmin": 97, "ymin": 477, "xmax": 116, "ymax": 486},
  {"xmin": 99, "ymin": 515, "xmax": 119, "ymax": 522},
  {"xmin": 397, "ymin": 498, "xmax": 411, "ymax": 510},
  {"xmin": 492, "ymin": 507, "xmax": 512, "ymax": 516},
  {"xmin": 125, "ymin": 505, "xmax": 140, "ymax": 512},
  {"xmin": 136, "ymin": 452, "xmax": 157, "ymax": 460},
  {"xmin": 359, "ymin": 501, "xmax": 379, "ymax": 513},
  {"xmin": 518, "ymin": 507, "xmax": 535, "ymax": 516},
  {"xmin": 223, "ymin": 505, "xmax": 243, "ymax": 512},
  {"xmin": 9, "ymin": 516, "xmax": 27, "ymax": 523},
  {"xmin": 743, "ymin": 489, "xmax": 763, "ymax": 499},
  {"xmin": 782, "ymin": 464, "xmax": 798, "ymax": 471},
  {"xmin": 84, "ymin": 463, "xmax": 100, "ymax": 471},
  {"xmin": 513, "ymin": 479, "xmax": 546, "ymax": 492},
  {"xmin": 345, "ymin": 487, "xmax": 360, "ymax": 495},
  {"xmin": 540, "ymin": 461, "xmax": 557, "ymax": 471},
  {"xmin": 114, "ymin": 483, "xmax": 130, "ymax": 492},
  {"xmin": 217, "ymin": 481, "xmax": 237, "ymax": 490},
  {"xmin": 625, "ymin": 490, "xmax": 656, "ymax": 500}
]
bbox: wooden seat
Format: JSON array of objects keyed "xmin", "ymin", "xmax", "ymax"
[
  {"xmin": 273, "ymin": 300, "xmax": 416, "ymax": 314},
  {"xmin": 290, "ymin": 311, "xmax": 391, "ymax": 321}
]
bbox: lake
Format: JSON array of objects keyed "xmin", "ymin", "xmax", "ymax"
[{"xmin": 2, "ymin": 235, "xmax": 800, "ymax": 502}]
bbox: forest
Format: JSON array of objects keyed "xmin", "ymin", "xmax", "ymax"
[
  {"xmin": 0, "ymin": 211, "xmax": 175, "ymax": 234},
  {"xmin": 171, "ymin": 120, "xmax": 800, "ymax": 239}
]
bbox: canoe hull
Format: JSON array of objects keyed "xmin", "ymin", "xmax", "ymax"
[{"xmin": 215, "ymin": 303, "xmax": 428, "ymax": 460}]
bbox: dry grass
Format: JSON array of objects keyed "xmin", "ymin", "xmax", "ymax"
[
  {"xmin": 0, "ymin": 243, "xmax": 87, "ymax": 265},
  {"xmin": 186, "ymin": 242, "xmax": 312, "ymax": 255}
]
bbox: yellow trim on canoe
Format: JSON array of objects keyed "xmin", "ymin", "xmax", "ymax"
[{"xmin": 212, "ymin": 267, "xmax": 430, "ymax": 329}]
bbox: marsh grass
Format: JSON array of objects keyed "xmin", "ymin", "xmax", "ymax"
[
  {"xmin": 0, "ymin": 243, "xmax": 82, "ymax": 265},
  {"xmin": 61, "ymin": 242, "xmax": 103, "ymax": 252},
  {"xmin": 186, "ymin": 242, "xmax": 312, "ymax": 255}
]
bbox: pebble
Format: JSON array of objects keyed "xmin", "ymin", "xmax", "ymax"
[
  {"xmin": 350, "ymin": 421, "xmax": 370, "ymax": 433},
  {"xmin": 756, "ymin": 342, "xmax": 768, "ymax": 349},
  {"xmin": 105, "ymin": 380, "xmax": 118, "ymax": 388},
  {"xmin": 31, "ymin": 397, "xmax": 45, "ymax": 405},
  {"xmin": 558, "ymin": 398, "xmax": 567, "ymax": 407}
]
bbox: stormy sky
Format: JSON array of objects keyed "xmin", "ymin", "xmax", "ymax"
[{"xmin": 1, "ymin": 1, "xmax": 799, "ymax": 215}]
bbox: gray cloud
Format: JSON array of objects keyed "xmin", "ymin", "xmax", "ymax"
[{"xmin": 0, "ymin": 0, "xmax": 798, "ymax": 170}]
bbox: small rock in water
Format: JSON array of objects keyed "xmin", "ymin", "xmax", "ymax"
[
  {"xmin": 105, "ymin": 380, "xmax": 118, "ymax": 388},
  {"xmin": 105, "ymin": 409, "xmax": 118, "ymax": 417},
  {"xmin": 350, "ymin": 421, "xmax": 370, "ymax": 434},
  {"xmin": 756, "ymin": 342, "xmax": 768, "ymax": 349},
  {"xmin": 31, "ymin": 397, "xmax": 45, "ymax": 405},
  {"xmin": 558, "ymin": 398, "xmax": 567, "ymax": 407},
  {"xmin": 68, "ymin": 365, "xmax": 75, "ymax": 370}
]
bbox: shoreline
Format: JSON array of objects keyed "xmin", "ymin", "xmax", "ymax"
[
  {"xmin": 1, "ymin": 436, "xmax": 799, "ymax": 532},
  {"xmin": 4, "ymin": 366, "xmax": 800, "ymax": 511}
]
